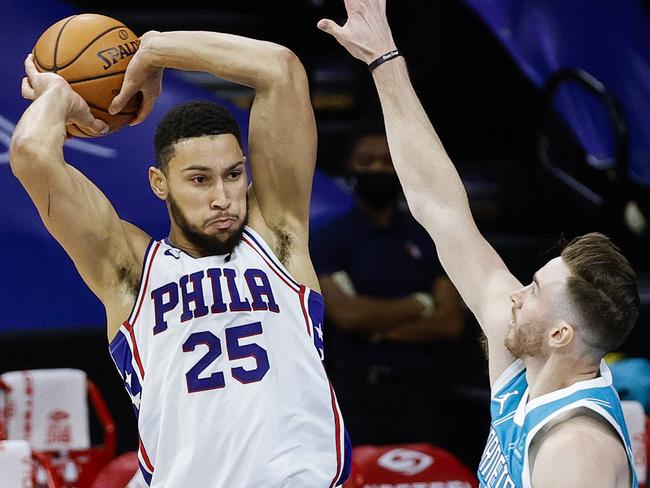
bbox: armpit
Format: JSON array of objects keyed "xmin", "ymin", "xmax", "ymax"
[
  {"xmin": 117, "ymin": 264, "xmax": 141, "ymax": 299},
  {"xmin": 270, "ymin": 225, "xmax": 293, "ymax": 267}
]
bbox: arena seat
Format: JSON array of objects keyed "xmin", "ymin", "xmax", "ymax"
[
  {"xmin": 90, "ymin": 451, "xmax": 147, "ymax": 488},
  {"xmin": 0, "ymin": 439, "xmax": 62, "ymax": 488},
  {"xmin": 344, "ymin": 443, "xmax": 478, "ymax": 488},
  {"xmin": 0, "ymin": 369, "xmax": 116, "ymax": 488}
]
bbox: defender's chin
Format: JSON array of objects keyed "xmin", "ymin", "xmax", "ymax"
[{"xmin": 504, "ymin": 327, "xmax": 519, "ymax": 357}]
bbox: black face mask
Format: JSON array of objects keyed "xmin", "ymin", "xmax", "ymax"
[{"xmin": 353, "ymin": 172, "xmax": 401, "ymax": 210}]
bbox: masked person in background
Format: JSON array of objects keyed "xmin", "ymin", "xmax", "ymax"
[{"xmin": 311, "ymin": 125, "xmax": 465, "ymax": 448}]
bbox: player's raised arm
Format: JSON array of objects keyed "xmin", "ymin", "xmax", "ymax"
[
  {"xmin": 10, "ymin": 55, "xmax": 150, "ymax": 338},
  {"xmin": 110, "ymin": 31, "xmax": 315, "ymax": 227},
  {"xmin": 318, "ymin": 0, "xmax": 521, "ymax": 381},
  {"xmin": 110, "ymin": 30, "xmax": 318, "ymax": 286}
]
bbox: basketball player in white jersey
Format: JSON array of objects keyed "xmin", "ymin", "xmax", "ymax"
[
  {"xmin": 11, "ymin": 30, "xmax": 350, "ymax": 487},
  {"xmin": 319, "ymin": 1, "xmax": 639, "ymax": 487}
]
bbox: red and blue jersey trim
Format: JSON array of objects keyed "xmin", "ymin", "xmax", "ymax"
[
  {"xmin": 296, "ymin": 284, "xmax": 350, "ymax": 486},
  {"xmin": 242, "ymin": 228, "xmax": 301, "ymax": 290},
  {"xmin": 108, "ymin": 239, "xmax": 161, "ymax": 486},
  {"xmin": 137, "ymin": 435, "xmax": 155, "ymax": 485},
  {"xmin": 328, "ymin": 382, "xmax": 352, "ymax": 487},
  {"xmin": 109, "ymin": 239, "xmax": 161, "ymax": 387},
  {"xmin": 126, "ymin": 240, "xmax": 161, "ymax": 328}
]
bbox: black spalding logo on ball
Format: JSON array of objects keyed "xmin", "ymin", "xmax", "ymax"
[
  {"xmin": 118, "ymin": 29, "xmax": 129, "ymax": 40},
  {"xmin": 96, "ymin": 40, "xmax": 139, "ymax": 71}
]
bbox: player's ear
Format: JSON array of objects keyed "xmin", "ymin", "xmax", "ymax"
[
  {"xmin": 549, "ymin": 320, "xmax": 574, "ymax": 349},
  {"xmin": 149, "ymin": 166, "xmax": 168, "ymax": 200}
]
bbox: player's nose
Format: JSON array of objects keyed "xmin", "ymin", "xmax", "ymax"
[{"xmin": 209, "ymin": 182, "xmax": 230, "ymax": 210}]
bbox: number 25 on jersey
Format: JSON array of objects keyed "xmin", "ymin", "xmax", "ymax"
[{"xmin": 182, "ymin": 321, "xmax": 270, "ymax": 393}]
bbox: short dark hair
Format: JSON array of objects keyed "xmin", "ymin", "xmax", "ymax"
[
  {"xmin": 561, "ymin": 232, "xmax": 639, "ymax": 352},
  {"xmin": 154, "ymin": 101, "xmax": 243, "ymax": 172}
]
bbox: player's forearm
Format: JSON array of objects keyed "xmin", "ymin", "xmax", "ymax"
[
  {"xmin": 145, "ymin": 31, "xmax": 301, "ymax": 91},
  {"xmin": 10, "ymin": 88, "xmax": 67, "ymax": 179},
  {"xmin": 371, "ymin": 58, "xmax": 473, "ymax": 231}
]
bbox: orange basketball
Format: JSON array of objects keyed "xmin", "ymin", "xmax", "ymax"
[{"xmin": 32, "ymin": 13, "xmax": 142, "ymax": 138}]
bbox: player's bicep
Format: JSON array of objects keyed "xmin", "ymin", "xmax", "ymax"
[
  {"xmin": 25, "ymin": 162, "xmax": 133, "ymax": 296},
  {"xmin": 247, "ymin": 51, "xmax": 316, "ymax": 231}
]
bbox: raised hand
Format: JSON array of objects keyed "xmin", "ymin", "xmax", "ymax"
[
  {"xmin": 108, "ymin": 31, "xmax": 164, "ymax": 126},
  {"xmin": 22, "ymin": 54, "xmax": 108, "ymax": 135},
  {"xmin": 317, "ymin": 0, "xmax": 396, "ymax": 65}
]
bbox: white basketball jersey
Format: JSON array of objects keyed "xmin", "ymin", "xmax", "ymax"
[{"xmin": 109, "ymin": 227, "xmax": 350, "ymax": 487}]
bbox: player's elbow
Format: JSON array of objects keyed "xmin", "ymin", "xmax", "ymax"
[
  {"xmin": 272, "ymin": 47, "xmax": 302, "ymax": 75},
  {"xmin": 404, "ymin": 191, "xmax": 431, "ymax": 219},
  {"xmin": 264, "ymin": 47, "xmax": 308, "ymax": 91},
  {"xmin": 405, "ymin": 196, "xmax": 439, "ymax": 236},
  {"xmin": 9, "ymin": 134, "xmax": 47, "ymax": 181}
]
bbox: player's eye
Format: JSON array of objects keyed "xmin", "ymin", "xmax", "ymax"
[
  {"xmin": 191, "ymin": 175, "xmax": 206, "ymax": 184},
  {"xmin": 228, "ymin": 169, "xmax": 242, "ymax": 179}
]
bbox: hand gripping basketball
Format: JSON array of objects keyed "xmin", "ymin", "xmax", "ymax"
[
  {"xmin": 108, "ymin": 30, "xmax": 164, "ymax": 127},
  {"xmin": 32, "ymin": 13, "xmax": 142, "ymax": 137},
  {"xmin": 21, "ymin": 53, "xmax": 109, "ymax": 136}
]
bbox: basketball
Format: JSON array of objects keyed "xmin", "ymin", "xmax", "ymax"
[{"xmin": 32, "ymin": 13, "xmax": 142, "ymax": 138}]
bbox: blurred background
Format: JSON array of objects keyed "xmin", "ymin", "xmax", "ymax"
[{"xmin": 1, "ymin": 0, "xmax": 649, "ymax": 484}]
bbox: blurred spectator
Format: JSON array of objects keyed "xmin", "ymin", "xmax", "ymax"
[{"xmin": 311, "ymin": 127, "xmax": 465, "ymax": 448}]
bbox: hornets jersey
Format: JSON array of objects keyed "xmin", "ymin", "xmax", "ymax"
[
  {"xmin": 109, "ymin": 226, "xmax": 351, "ymax": 487},
  {"xmin": 478, "ymin": 359, "xmax": 638, "ymax": 488}
]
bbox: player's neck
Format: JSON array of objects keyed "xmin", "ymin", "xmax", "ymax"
[
  {"xmin": 167, "ymin": 228, "xmax": 209, "ymax": 258},
  {"xmin": 524, "ymin": 354, "xmax": 601, "ymax": 401}
]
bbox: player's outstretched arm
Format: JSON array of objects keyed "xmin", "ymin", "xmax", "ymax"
[
  {"xmin": 318, "ymin": 0, "xmax": 520, "ymax": 382},
  {"xmin": 10, "ymin": 55, "xmax": 150, "ymax": 339},
  {"xmin": 110, "ymin": 31, "xmax": 318, "ymax": 288}
]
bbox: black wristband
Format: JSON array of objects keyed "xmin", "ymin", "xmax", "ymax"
[{"xmin": 367, "ymin": 49, "xmax": 401, "ymax": 72}]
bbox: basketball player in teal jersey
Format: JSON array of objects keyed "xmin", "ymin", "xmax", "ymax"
[{"xmin": 319, "ymin": 1, "xmax": 639, "ymax": 487}]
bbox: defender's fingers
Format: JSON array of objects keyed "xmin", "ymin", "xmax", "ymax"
[{"xmin": 317, "ymin": 19, "xmax": 344, "ymax": 39}]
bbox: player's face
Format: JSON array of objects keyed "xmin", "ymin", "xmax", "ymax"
[
  {"xmin": 505, "ymin": 257, "xmax": 573, "ymax": 358},
  {"xmin": 164, "ymin": 134, "xmax": 248, "ymax": 255}
]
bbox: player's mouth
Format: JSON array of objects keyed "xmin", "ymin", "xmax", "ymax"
[{"xmin": 205, "ymin": 216, "xmax": 238, "ymax": 231}]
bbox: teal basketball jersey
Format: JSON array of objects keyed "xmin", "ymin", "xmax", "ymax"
[{"xmin": 478, "ymin": 359, "xmax": 638, "ymax": 487}]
